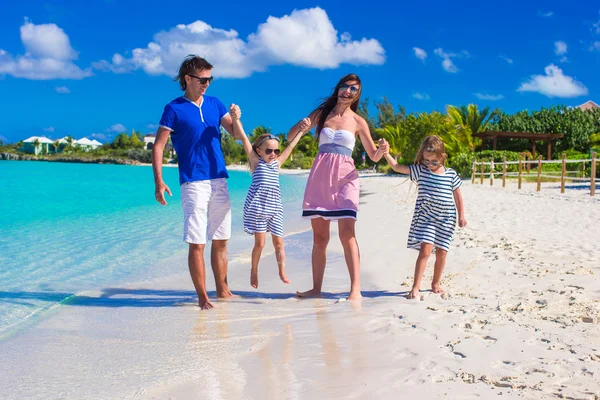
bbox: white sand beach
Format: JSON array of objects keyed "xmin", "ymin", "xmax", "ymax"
[{"xmin": 1, "ymin": 176, "xmax": 599, "ymax": 399}]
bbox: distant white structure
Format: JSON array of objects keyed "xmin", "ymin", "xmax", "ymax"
[
  {"xmin": 19, "ymin": 135, "xmax": 103, "ymax": 154},
  {"xmin": 143, "ymin": 134, "xmax": 156, "ymax": 150},
  {"xmin": 21, "ymin": 136, "xmax": 55, "ymax": 155},
  {"xmin": 577, "ymin": 100, "xmax": 599, "ymax": 112},
  {"xmin": 74, "ymin": 137, "xmax": 102, "ymax": 151}
]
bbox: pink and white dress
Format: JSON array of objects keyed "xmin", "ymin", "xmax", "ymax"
[{"xmin": 302, "ymin": 127, "xmax": 359, "ymax": 220}]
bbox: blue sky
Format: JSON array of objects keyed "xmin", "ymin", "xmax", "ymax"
[{"xmin": 1, "ymin": 0, "xmax": 599, "ymax": 144}]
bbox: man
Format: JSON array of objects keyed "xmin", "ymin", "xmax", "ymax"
[{"xmin": 152, "ymin": 55, "xmax": 244, "ymax": 310}]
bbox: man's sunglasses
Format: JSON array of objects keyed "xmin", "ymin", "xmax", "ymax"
[
  {"xmin": 339, "ymin": 84, "xmax": 359, "ymax": 94},
  {"xmin": 422, "ymin": 160, "xmax": 441, "ymax": 167},
  {"xmin": 188, "ymin": 74, "xmax": 214, "ymax": 84},
  {"xmin": 264, "ymin": 148, "xmax": 281, "ymax": 155}
]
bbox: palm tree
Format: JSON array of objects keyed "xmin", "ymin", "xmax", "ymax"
[
  {"xmin": 446, "ymin": 104, "xmax": 498, "ymax": 152},
  {"xmin": 375, "ymin": 124, "xmax": 407, "ymax": 157},
  {"xmin": 250, "ymin": 125, "xmax": 272, "ymax": 141}
]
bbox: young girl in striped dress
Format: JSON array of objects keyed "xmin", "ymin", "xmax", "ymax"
[
  {"xmin": 231, "ymin": 117, "xmax": 311, "ymax": 288},
  {"xmin": 383, "ymin": 135, "xmax": 467, "ymax": 299}
]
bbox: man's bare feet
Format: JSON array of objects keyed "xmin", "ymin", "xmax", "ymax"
[
  {"xmin": 296, "ymin": 288, "xmax": 322, "ymax": 298},
  {"xmin": 278, "ymin": 265, "xmax": 290, "ymax": 284},
  {"xmin": 347, "ymin": 290, "xmax": 362, "ymax": 301},
  {"xmin": 407, "ymin": 287, "xmax": 420, "ymax": 299},
  {"xmin": 216, "ymin": 288, "xmax": 237, "ymax": 299},
  {"xmin": 431, "ymin": 282, "xmax": 444, "ymax": 294},
  {"xmin": 251, "ymin": 267, "xmax": 259, "ymax": 289},
  {"xmin": 198, "ymin": 298, "xmax": 214, "ymax": 310}
]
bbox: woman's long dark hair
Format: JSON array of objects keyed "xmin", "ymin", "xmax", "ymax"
[{"xmin": 311, "ymin": 74, "xmax": 362, "ymax": 139}]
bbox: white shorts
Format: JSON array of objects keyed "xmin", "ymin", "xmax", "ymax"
[{"xmin": 180, "ymin": 178, "xmax": 231, "ymax": 244}]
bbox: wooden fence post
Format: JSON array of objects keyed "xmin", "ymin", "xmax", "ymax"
[
  {"xmin": 518, "ymin": 155, "xmax": 523, "ymax": 190},
  {"xmin": 591, "ymin": 152, "xmax": 597, "ymax": 197},
  {"xmin": 472, "ymin": 160, "xmax": 477, "ymax": 184},
  {"xmin": 490, "ymin": 159, "xmax": 494, "ymax": 186},
  {"xmin": 536, "ymin": 155, "xmax": 542, "ymax": 192},
  {"xmin": 480, "ymin": 159, "xmax": 484, "ymax": 185},
  {"xmin": 561, "ymin": 153, "xmax": 566, "ymax": 194},
  {"xmin": 502, "ymin": 156, "xmax": 507, "ymax": 188}
]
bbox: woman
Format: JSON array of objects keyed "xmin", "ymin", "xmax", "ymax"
[{"xmin": 287, "ymin": 74, "xmax": 389, "ymax": 300}]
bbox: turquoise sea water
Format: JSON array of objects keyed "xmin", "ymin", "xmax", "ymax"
[{"xmin": 0, "ymin": 161, "xmax": 306, "ymax": 338}]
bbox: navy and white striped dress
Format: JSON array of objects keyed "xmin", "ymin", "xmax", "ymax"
[
  {"xmin": 243, "ymin": 158, "xmax": 284, "ymax": 237},
  {"xmin": 408, "ymin": 164, "xmax": 462, "ymax": 252}
]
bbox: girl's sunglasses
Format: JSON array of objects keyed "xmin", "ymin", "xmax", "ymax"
[
  {"xmin": 264, "ymin": 148, "xmax": 281, "ymax": 155},
  {"xmin": 187, "ymin": 74, "xmax": 214, "ymax": 84},
  {"xmin": 422, "ymin": 160, "xmax": 441, "ymax": 167}
]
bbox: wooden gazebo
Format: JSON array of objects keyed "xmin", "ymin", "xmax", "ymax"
[{"xmin": 472, "ymin": 131, "xmax": 564, "ymax": 160}]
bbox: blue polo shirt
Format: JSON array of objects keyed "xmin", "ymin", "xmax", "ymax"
[{"xmin": 159, "ymin": 96, "xmax": 229, "ymax": 184}]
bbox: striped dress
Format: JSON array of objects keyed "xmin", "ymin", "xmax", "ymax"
[
  {"xmin": 407, "ymin": 164, "xmax": 462, "ymax": 252},
  {"xmin": 243, "ymin": 158, "xmax": 284, "ymax": 237}
]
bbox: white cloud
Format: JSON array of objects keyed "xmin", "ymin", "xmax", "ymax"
[
  {"xmin": 517, "ymin": 64, "xmax": 588, "ymax": 98},
  {"xmin": 413, "ymin": 47, "xmax": 427, "ymax": 61},
  {"xmin": 0, "ymin": 19, "xmax": 91, "ymax": 80},
  {"xmin": 594, "ymin": 18, "xmax": 600, "ymax": 34},
  {"xmin": 43, "ymin": 126, "xmax": 55, "ymax": 132},
  {"xmin": 500, "ymin": 55, "xmax": 514, "ymax": 64},
  {"xmin": 91, "ymin": 133, "xmax": 110, "ymax": 141},
  {"xmin": 474, "ymin": 93, "xmax": 504, "ymax": 101},
  {"xmin": 554, "ymin": 41, "xmax": 567, "ymax": 55},
  {"xmin": 412, "ymin": 92, "xmax": 430, "ymax": 100},
  {"xmin": 55, "ymin": 86, "xmax": 70, "ymax": 94},
  {"xmin": 147, "ymin": 123, "xmax": 158, "ymax": 129},
  {"xmin": 108, "ymin": 123, "xmax": 126, "ymax": 132},
  {"xmin": 433, "ymin": 48, "xmax": 468, "ymax": 73},
  {"xmin": 590, "ymin": 41, "xmax": 600, "ymax": 52},
  {"xmin": 93, "ymin": 7, "xmax": 385, "ymax": 78},
  {"xmin": 538, "ymin": 11, "xmax": 553, "ymax": 17}
]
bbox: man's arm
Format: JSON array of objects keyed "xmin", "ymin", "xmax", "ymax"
[
  {"xmin": 152, "ymin": 127, "xmax": 173, "ymax": 205},
  {"xmin": 221, "ymin": 104, "xmax": 244, "ymax": 140}
]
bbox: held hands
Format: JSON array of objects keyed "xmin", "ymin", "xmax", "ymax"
[
  {"xmin": 298, "ymin": 117, "xmax": 311, "ymax": 134},
  {"xmin": 378, "ymin": 138, "xmax": 390, "ymax": 154},
  {"xmin": 229, "ymin": 104, "xmax": 242, "ymax": 120},
  {"xmin": 459, "ymin": 217, "xmax": 467, "ymax": 228},
  {"xmin": 155, "ymin": 181, "xmax": 172, "ymax": 205}
]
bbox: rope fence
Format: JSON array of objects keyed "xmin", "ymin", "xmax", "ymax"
[{"xmin": 471, "ymin": 152, "xmax": 598, "ymax": 196}]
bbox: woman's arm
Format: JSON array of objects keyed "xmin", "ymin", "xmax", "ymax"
[
  {"xmin": 383, "ymin": 153, "xmax": 410, "ymax": 175},
  {"xmin": 287, "ymin": 111, "xmax": 318, "ymax": 141},
  {"xmin": 453, "ymin": 188, "xmax": 467, "ymax": 227},
  {"xmin": 356, "ymin": 117, "xmax": 384, "ymax": 162},
  {"xmin": 278, "ymin": 118, "xmax": 311, "ymax": 166}
]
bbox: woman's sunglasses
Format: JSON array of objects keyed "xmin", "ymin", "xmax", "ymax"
[
  {"xmin": 187, "ymin": 74, "xmax": 214, "ymax": 84},
  {"xmin": 422, "ymin": 160, "xmax": 441, "ymax": 167},
  {"xmin": 264, "ymin": 148, "xmax": 281, "ymax": 155},
  {"xmin": 339, "ymin": 84, "xmax": 359, "ymax": 94}
]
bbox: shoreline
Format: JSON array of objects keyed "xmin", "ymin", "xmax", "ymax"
[{"xmin": 1, "ymin": 177, "xmax": 598, "ymax": 399}]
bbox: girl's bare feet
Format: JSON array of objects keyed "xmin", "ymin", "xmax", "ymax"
[
  {"xmin": 431, "ymin": 282, "xmax": 444, "ymax": 294},
  {"xmin": 278, "ymin": 263, "xmax": 290, "ymax": 284},
  {"xmin": 250, "ymin": 267, "xmax": 259, "ymax": 289},
  {"xmin": 296, "ymin": 288, "xmax": 322, "ymax": 298},
  {"xmin": 407, "ymin": 287, "xmax": 420, "ymax": 299},
  {"xmin": 198, "ymin": 296, "xmax": 214, "ymax": 310}
]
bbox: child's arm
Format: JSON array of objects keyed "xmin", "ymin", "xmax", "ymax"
[
  {"xmin": 277, "ymin": 117, "xmax": 311, "ymax": 166},
  {"xmin": 383, "ymin": 153, "xmax": 410, "ymax": 175},
  {"xmin": 231, "ymin": 115, "xmax": 259, "ymax": 171},
  {"xmin": 453, "ymin": 188, "xmax": 467, "ymax": 227}
]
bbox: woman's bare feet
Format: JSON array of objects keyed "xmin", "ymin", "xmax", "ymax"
[
  {"xmin": 250, "ymin": 267, "xmax": 259, "ymax": 289},
  {"xmin": 296, "ymin": 288, "xmax": 322, "ymax": 298},
  {"xmin": 407, "ymin": 287, "xmax": 420, "ymax": 299},
  {"xmin": 278, "ymin": 263, "xmax": 290, "ymax": 284},
  {"xmin": 431, "ymin": 282, "xmax": 444, "ymax": 294},
  {"xmin": 347, "ymin": 290, "xmax": 362, "ymax": 301}
]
